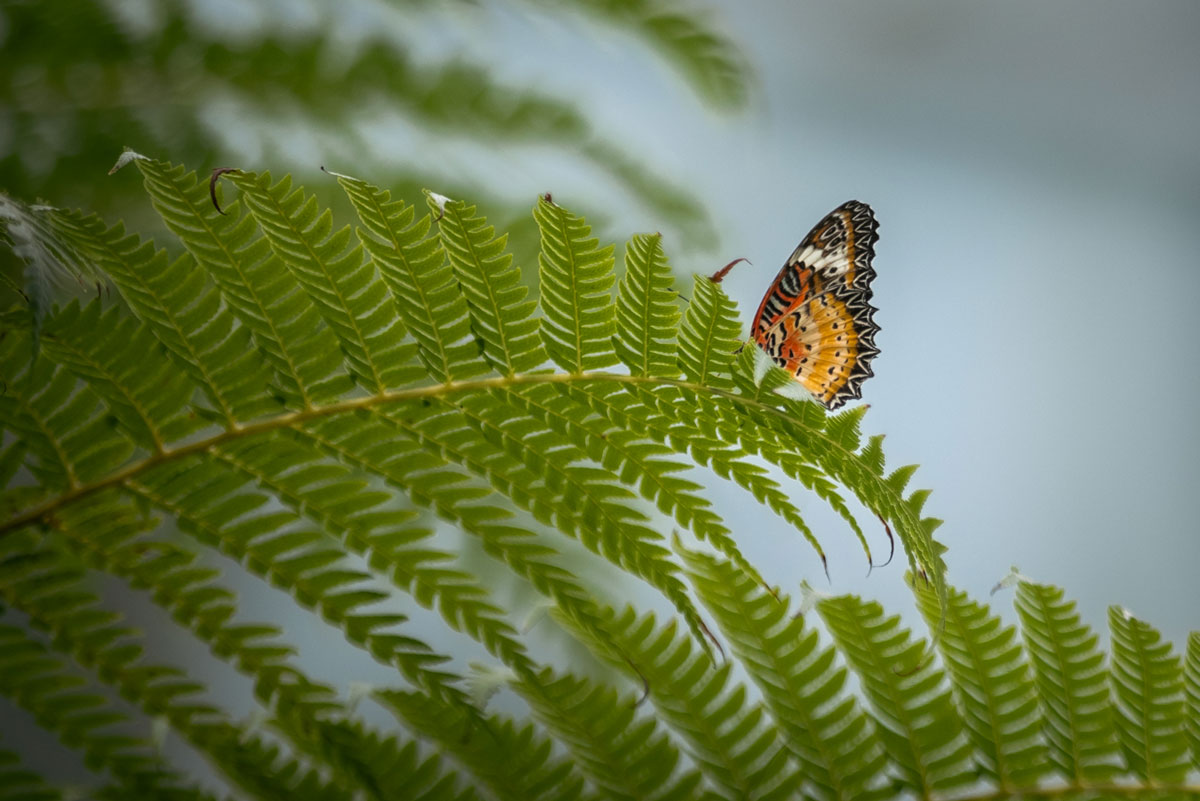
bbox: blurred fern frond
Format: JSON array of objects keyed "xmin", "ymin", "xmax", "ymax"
[{"xmin": 0, "ymin": 0, "xmax": 749, "ymax": 253}]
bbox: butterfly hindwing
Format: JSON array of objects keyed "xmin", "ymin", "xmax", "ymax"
[{"xmin": 751, "ymin": 201, "xmax": 880, "ymax": 410}]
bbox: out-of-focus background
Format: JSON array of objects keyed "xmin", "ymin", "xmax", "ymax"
[{"xmin": 3, "ymin": 0, "xmax": 1199, "ymax": 789}]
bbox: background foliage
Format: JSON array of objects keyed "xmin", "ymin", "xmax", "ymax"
[{"xmin": 0, "ymin": 0, "xmax": 746, "ymax": 252}]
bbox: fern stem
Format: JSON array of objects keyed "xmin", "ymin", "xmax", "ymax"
[{"xmin": 2, "ymin": 371, "xmax": 882, "ymax": 537}]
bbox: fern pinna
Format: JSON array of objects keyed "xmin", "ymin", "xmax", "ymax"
[{"xmin": 3, "ymin": 156, "xmax": 1197, "ymax": 799}]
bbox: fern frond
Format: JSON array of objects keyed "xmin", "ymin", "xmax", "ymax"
[
  {"xmin": 730, "ymin": 352, "xmax": 872, "ymax": 560},
  {"xmin": 122, "ymin": 456, "xmax": 466, "ymax": 709},
  {"xmin": 501, "ymin": 383, "xmax": 751, "ymax": 583},
  {"xmin": 44, "ymin": 209, "xmax": 280, "ymax": 425},
  {"xmin": 135, "ymin": 158, "xmax": 350, "ymax": 407},
  {"xmin": 203, "ymin": 736, "xmax": 356, "ymax": 801},
  {"xmin": 677, "ymin": 275, "xmax": 740, "ymax": 390},
  {"xmin": 0, "ymin": 745, "xmax": 63, "ymax": 801},
  {"xmin": 48, "ymin": 490, "xmax": 309, "ymax": 705},
  {"xmin": 733, "ymin": 391, "xmax": 946, "ymax": 597},
  {"xmin": 614, "ymin": 233, "xmax": 681, "ymax": 378},
  {"xmin": 516, "ymin": 668, "xmax": 703, "ymax": 801},
  {"xmin": 435, "ymin": 392, "xmax": 712, "ymax": 653},
  {"xmin": 817, "ymin": 593, "xmax": 974, "ymax": 795},
  {"xmin": 534, "ymin": 195, "xmax": 618, "ymax": 373},
  {"xmin": 564, "ymin": 605, "xmax": 802, "ymax": 801},
  {"xmin": 281, "ymin": 717, "xmax": 475, "ymax": 801},
  {"xmin": 40, "ymin": 301, "xmax": 204, "ymax": 452},
  {"xmin": 42, "ymin": 494, "xmax": 471, "ymax": 801},
  {"xmin": 339, "ymin": 176, "xmax": 489, "ymax": 383},
  {"xmin": 364, "ymin": 391, "xmax": 713, "ymax": 654},
  {"xmin": 680, "ymin": 544, "xmax": 890, "ymax": 801},
  {"xmin": 1013, "ymin": 579, "xmax": 1122, "ymax": 781},
  {"xmin": 1107, "ymin": 605, "xmax": 1190, "ymax": 782},
  {"xmin": 230, "ymin": 171, "xmax": 418, "ymax": 394},
  {"xmin": 0, "ymin": 169, "xmax": 986, "ymax": 798},
  {"xmin": 914, "ymin": 581, "xmax": 1050, "ymax": 788},
  {"xmin": 296, "ymin": 412, "xmax": 614, "ymax": 662},
  {"xmin": 212, "ymin": 431, "xmax": 532, "ymax": 676},
  {"xmin": 625, "ymin": 385, "xmax": 830, "ymax": 565},
  {"xmin": 435, "ymin": 198, "xmax": 544, "ymax": 376},
  {"xmin": 0, "ymin": 624, "xmax": 214, "ymax": 801},
  {"xmin": 377, "ymin": 690, "xmax": 587, "ymax": 801},
  {"xmin": 0, "ymin": 439, "xmax": 26, "ymax": 490},
  {"xmin": 0, "ymin": 329, "xmax": 132, "ymax": 489},
  {"xmin": 571, "ymin": 381, "xmax": 820, "ymax": 571},
  {"xmin": 0, "ymin": 531, "xmax": 321, "ymax": 800}
]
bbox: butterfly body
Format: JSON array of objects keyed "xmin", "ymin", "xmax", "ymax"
[{"xmin": 751, "ymin": 201, "xmax": 880, "ymax": 410}]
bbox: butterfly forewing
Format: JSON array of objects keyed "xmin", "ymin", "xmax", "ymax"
[{"xmin": 751, "ymin": 201, "xmax": 880, "ymax": 410}]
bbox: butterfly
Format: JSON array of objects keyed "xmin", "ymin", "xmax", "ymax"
[{"xmin": 750, "ymin": 200, "xmax": 880, "ymax": 410}]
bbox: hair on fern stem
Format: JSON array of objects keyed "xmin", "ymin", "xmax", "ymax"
[
  {"xmin": 878, "ymin": 514, "xmax": 896, "ymax": 568},
  {"xmin": 697, "ymin": 616, "xmax": 725, "ymax": 663},
  {"xmin": 865, "ymin": 515, "xmax": 897, "ymax": 577},
  {"xmin": 620, "ymin": 649, "xmax": 653, "ymax": 708}
]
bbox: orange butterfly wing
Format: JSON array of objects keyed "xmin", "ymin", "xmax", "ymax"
[{"xmin": 751, "ymin": 201, "xmax": 880, "ymax": 410}]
